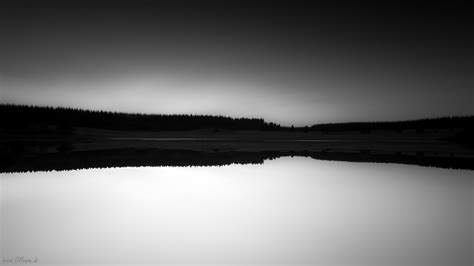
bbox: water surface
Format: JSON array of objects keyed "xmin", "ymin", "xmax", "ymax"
[{"xmin": 1, "ymin": 157, "xmax": 473, "ymax": 265}]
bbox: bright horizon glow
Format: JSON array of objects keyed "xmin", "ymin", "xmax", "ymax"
[
  {"xmin": 3, "ymin": 72, "xmax": 473, "ymax": 127},
  {"xmin": 2, "ymin": 1, "xmax": 472, "ymax": 126},
  {"xmin": 1, "ymin": 72, "xmax": 344, "ymax": 126}
]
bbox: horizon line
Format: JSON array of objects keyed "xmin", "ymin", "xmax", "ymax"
[{"xmin": 2, "ymin": 102, "xmax": 473, "ymax": 128}]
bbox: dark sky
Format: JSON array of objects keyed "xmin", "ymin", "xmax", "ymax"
[{"xmin": 1, "ymin": 0, "xmax": 472, "ymax": 125}]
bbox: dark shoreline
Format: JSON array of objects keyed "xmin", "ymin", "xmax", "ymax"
[
  {"xmin": 2, "ymin": 130, "xmax": 474, "ymax": 172},
  {"xmin": 2, "ymin": 104, "xmax": 474, "ymax": 172},
  {"xmin": 2, "ymin": 146, "xmax": 474, "ymax": 173}
]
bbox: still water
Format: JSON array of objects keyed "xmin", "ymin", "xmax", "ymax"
[{"xmin": 1, "ymin": 157, "xmax": 473, "ymax": 265}]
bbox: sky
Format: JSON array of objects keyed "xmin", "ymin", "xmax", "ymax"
[{"xmin": 1, "ymin": 0, "xmax": 472, "ymax": 126}]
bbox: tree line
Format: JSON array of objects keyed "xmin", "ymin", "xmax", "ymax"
[
  {"xmin": 1, "ymin": 104, "xmax": 472, "ymax": 133},
  {"xmin": 310, "ymin": 116, "xmax": 474, "ymax": 132},
  {"xmin": 0, "ymin": 104, "xmax": 284, "ymax": 132}
]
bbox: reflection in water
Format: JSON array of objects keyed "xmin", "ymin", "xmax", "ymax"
[
  {"xmin": 1, "ymin": 157, "xmax": 473, "ymax": 265},
  {"xmin": 2, "ymin": 147, "xmax": 474, "ymax": 173}
]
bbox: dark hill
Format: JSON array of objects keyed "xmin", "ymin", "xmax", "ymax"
[{"xmin": 1, "ymin": 104, "xmax": 473, "ymax": 134}]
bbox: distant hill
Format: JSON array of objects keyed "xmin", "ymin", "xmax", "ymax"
[
  {"xmin": 1, "ymin": 104, "xmax": 473, "ymax": 133},
  {"xmin": 0, "ymin": 104, "xmax": 282, "ymax": 132},
  {"xmin": 310, "ymin": 117, "xmax": 474, "ymax": 132}
]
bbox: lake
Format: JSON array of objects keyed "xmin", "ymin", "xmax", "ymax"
[{"xmin": 1, "ymin": 157, "xmax": 473, "ymax": 265}]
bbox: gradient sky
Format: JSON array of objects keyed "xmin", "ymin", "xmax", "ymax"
[{"xmin": 1, "ymin": 0, "xmax": 472, "ymax": 125}]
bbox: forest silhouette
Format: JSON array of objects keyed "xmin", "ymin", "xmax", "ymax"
[
  {"xmin": 1, "ymin": 104, "xmax": 474, "ymax": 172},
  {"xmin": 2, "ymin": 104, "xmax": 473, "ymax": 133},
  {"xmin": 2, "ymin": 148, "xmax": 474, "ymax": 173}
]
